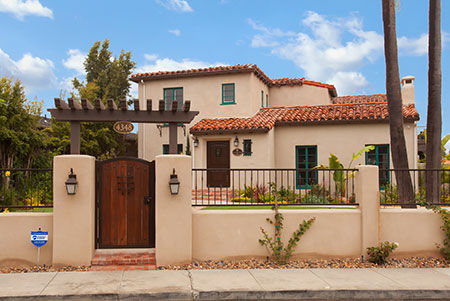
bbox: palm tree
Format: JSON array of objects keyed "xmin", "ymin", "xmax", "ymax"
[
  {"xmin": 381, "ymin": 0, "xmax": 415, "ymax": 207},
  {"xmin": 425, "ymin": 0, "xmax": 442, "ymax": 203}
]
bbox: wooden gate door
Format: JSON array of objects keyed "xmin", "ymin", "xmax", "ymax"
[
  {"xmin": 207, "ymin": 141, "xmax": 230, "ymax": 187},
  {"xmin": 96, "ymin": 158, "xmax": 155, "ymax": 248}
]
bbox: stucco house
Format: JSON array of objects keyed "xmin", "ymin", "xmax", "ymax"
[{"xmin": 130, "ymin": 64, "xmax": 419, "ymax": 187}]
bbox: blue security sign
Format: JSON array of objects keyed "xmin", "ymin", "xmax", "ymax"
[{"xmin": 31, "ymin": 231, "xmax": 48, "ymax": 247}]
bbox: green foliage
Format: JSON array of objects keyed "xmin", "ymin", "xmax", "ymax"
[
  {"xmin": 185, "ymin": 136, "xmax": 191, "ymax": 156},
  {"xmin": 366, "ymin": 241, "xmax": 398, "ymax": 264},
  {"xmin": 0, "ymin": 77, "xmax": 50, "ymax": 170},
  {"xmin": 52, "ymin": 39, "xmax": 137, "ymax": 159},
  {"xmin": 419, "ymin": 201, "xmax": 450, "ymax": 260},
  {"xmin": 259, "ymin": 195, "xmax": 315, "ymax": 264}
]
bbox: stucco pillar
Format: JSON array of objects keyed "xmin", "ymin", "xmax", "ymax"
[
  {"xmin": 52, "ymin": 155, "xmax": 96, "ymax": 266},
  {"xmin": 155, "ymin": 155, "xmax": 192, "ymax": 266},
  {"xmin": 355, "ymin": 165, "xmax": 380, "ymax": 257}
]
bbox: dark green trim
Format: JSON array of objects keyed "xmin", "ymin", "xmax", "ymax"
[
  {"xmin": 261, "ymin": 90, "xmax": 264, "ymax": 107},
  {"xmin": 266, "ymin": 94, "xmax": 268, "ymax": 107},
  {"xmin": 163, "ymin": 144, "xmax": 183, "ymax": 154},
  {"xmin": 243, "ymin": 139, "xmax": 252, "ymax": 156},
  {"xmin": 222, "ymin": 83, "xmax": 235, "ymax": 104},
  {"xmin": 365, "ymin": 144, "xmax": 390, "ymax": 187},
  {"xmin": 163, "ymin": 87, "xmax": 183, "ymax": 111},
  {"xmin": 295, "ymin": 145, "xmax": 318, "ymax": 189}
]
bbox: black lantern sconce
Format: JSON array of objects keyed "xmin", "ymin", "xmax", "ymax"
[
  {"xmin": 65, "ymin": 168, "xmax": 78, "ymax": 195},
  {"xmin": 193, "ymin": 136, "xmax": 199, "ymax": 147},
  {"xmin": 169, "ymin": 168, "xmax": 180, "ymax": 195},
  {"xmin": 234, "ymin": 136, "xmax": 239, "ymax": 147}
]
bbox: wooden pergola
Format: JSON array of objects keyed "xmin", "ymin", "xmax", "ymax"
[{"xmin": 48, "ymin": 98, "xmax": 199, "ymax": 155}]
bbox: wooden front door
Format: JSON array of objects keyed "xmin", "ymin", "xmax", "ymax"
[
  {"xmin": 207, "ymin": 141, "xmax": 230, "ymax": 187},
  {"xmin": 96, "ymin": 158, "xmax": 155, "ymax": 248}
]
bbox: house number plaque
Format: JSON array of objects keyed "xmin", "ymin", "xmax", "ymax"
[{"xmin": 113, "ymin": 121, "xmax": 134, "ymax": 134}]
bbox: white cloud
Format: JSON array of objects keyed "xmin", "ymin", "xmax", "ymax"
[
  {"xmin": 249, "ymin": 11, "xmax": 430, "ymax": 95},
  {"xmin": 157, "ymin": 0, "xmax": 193, "ymax": 12},
  {"xmin": 169, "ymin": 29, "xmax": 181, "ymax": 36},
  {"xmin": 0, "ymin": 48, "xmax": 56, "ymax": 91},
  {"xmin": 136, "ymin": 55, "xmax": 226, "ymax": 74},
  {"xmin": 62, "ymin": 49, "xmax": 86, "ymax": 75},
  {"xmin": 144, "ymin": 53, "xmax": 158, "ymax": 61},
  {"xmin": 398, "ymin": 34, "xmax": 428, "ymax": 56},
  {"xmin": 0, "ymin": 0, "xmax": 53, "ymax": 20}
]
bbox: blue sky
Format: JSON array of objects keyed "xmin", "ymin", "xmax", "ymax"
[{"xmin": 0, "ymin": 0, "xmax": 448, "ymax": 137}]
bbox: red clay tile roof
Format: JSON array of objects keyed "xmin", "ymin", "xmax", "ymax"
[
  {"xmin": 190, "ymin": 102, "xmax": 419, "ymax": 135},
  {"xmin": 332, "ymin": 94, "xmax": 387, "ymax": 104},
  {"xmin": 130, "ymin": 64, "xmax": 336, "ymax": 95}
]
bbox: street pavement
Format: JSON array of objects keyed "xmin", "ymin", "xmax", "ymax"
[{"xmin": 0, "ymin": 268, "xmax": 449, "ymax": 300}]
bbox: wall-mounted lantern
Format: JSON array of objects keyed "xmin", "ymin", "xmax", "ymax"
[
  {"xmin": 169, "ymin": 168, "xmax": 180, "ymax": 195},
  {"xmin": 65, "ymin": 168, "xmax": 78, "ymax": 195},
  {"xmin": 234, "ymin": 136, "xmax": 239, "ymax": 147},
  {"xmin": 193, "ymin": 136, "xmax": 199, "ymax": 147}
]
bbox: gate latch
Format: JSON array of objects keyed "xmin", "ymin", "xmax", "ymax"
[{"xmin": 144, "ymin": 196, "xmax": 152, "ymax": 205}]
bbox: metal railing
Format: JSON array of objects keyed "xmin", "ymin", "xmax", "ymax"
[
  {"xmin": 192, "ymin": 168, "xmax": 358, "ymax": 206},
  {"xmin": 379, "ymin": 168, "xmax": 450, "ymax": 206},
  {"xmin": 0, "ymin": 168, "xmax": 53, "ymax": 211}
]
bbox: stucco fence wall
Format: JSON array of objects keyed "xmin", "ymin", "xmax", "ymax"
[
  {"xmin": 0, "ymin": 213, "xmax": 53, "ymax": 266},
  {"xmin": 191, "ymin": 207, "xmax": 444, "ymax": 261}
]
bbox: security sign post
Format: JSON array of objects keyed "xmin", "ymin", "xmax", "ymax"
[{"xmin": 31, "ymin": 228, "xmax": 48, "ymax": 266}]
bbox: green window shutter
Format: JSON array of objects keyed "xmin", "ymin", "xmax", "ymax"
[
  {"xmin": 266, "ymin": 94, "xmax": 268, "ymax": 107},
  {"xmin": 261, "ymin": 91, "xmax": 264, "ymax": 107},
  {"xmin": 222, "ymin": 84, "xmax": 235, "ymax": 104},
  {"xmin": 295, "ymin": 145, "xmax": 318, "ymax": 188}
]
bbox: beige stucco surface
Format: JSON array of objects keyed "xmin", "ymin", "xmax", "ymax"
[
  {"xmin": 0, "ymin": 213, "xmax": 53, "ymax": 266},
  {"xmin": 155, "ymin": 155, "xmax": 192, "ymax": 266},
  {"xmin": 52, "ymin": 155, "xmax": 96, "ymax": 266},
  {"xmin": 380, "ymin": 207, "xmax": 445, "ymax": 254},
  {"xmin": 269, "ymin": 85, "xmax": 331, "ymax": 107},
  {"xmin": 192, "ymin": 209, "xmax": 362, "ymax": 260},
  {"xmin": 274, "ymin": 122, "xmax": 417, "ymax": 171}
]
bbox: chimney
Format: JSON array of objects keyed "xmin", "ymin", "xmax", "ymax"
[{"xmin": 401, "ymin": 75, "xmax": 415, "ymax": 105}]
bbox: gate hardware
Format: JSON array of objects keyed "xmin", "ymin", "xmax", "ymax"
[{"xmin": 144, "ymin": 196, "xmax": 152, "ymax": 205}]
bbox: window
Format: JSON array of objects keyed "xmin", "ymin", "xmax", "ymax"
[
  {"xmin": 296, "ymin": 146, "xmax": 318, "ymax": 188},
  {"xmin": 163, "ymin": 144, "xmax": 183, "ymax": 154},
  {"xmin": 164, "ymin": 88, "xmax": 183, "ymax": 111},
  {"xmin": 365, "ymin": 144, "xmax": 390, "ymax": 187},
  {"xmin": 261, "ymin": 90, "xmax": 264, "ymax": 107},
  {"xmin": 243, "ymin": 139, "xmax": 252, "ymax": 156},
  {"xmin": 266, "ymin": 94, "xmax": 268, "ymax": 107},
  {"xmin": 222, "ymin": 84, "xmax": 235, "ymax": 104}
]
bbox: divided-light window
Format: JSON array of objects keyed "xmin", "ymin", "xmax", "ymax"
[
  {"xmin": 243, "ymin": 139, "xmax": 252, "ymax": 156},
  {"xmin": 164, "ymin": 88, "xmax": 183, "ymax": 111},
  {"xmin": 163, "ymin": 144, "xmax": 183, "ymax": 154},
  {"xmin": 295, "ymin": 145, "xmax": 318, "ymax": 188},
  {"xmin": 365, "ymin": 144, "xmax": 390, "ymax": 187},
  {"xmin": 222, "ymin": 84, "xmax": 235, "ymax": 104}
]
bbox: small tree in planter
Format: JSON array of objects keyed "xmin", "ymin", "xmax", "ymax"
[{"xmin": 259, "ymin": 193, "xmax": 315, "ymax": 264}]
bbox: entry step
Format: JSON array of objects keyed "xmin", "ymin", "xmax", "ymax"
[{"xmin": 91, "ymin": 249, "xmax": 156, "ymax": 270}]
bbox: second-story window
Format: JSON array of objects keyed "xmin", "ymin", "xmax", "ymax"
[
  {"xmin": 261, "ymin": 90, "xmax": 264, "ymax": 107},
  {"xmin": 222, "ymin": 83, "xmax": 235, "ymax": 104},
  {"xmin": 164, "ymin": 87, "xmax": 183, "ymax": 111},
  {"xmin": 266, "ymin": 94, "xmax": 269, "ymax": 107}
]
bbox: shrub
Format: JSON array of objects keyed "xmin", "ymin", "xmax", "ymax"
[
  {"xmin": 366, "ymin": 241, "xmax": 398, "ymax": 264},
  {"xmin": 259, "ymin": 194, "xmax": 315, "ymax": 264}
]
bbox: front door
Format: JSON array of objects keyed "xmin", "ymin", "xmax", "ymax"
[
  {"xmin": 207, "ymin": 141, "xmax": 230, "ymax": 187},
  {"xmin": 96, "ymin": 158, "xmax": 155, "ymax": 248}
]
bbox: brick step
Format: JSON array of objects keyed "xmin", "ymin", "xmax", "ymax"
[
  {"xmin": 89, "ymin": 264, "xmax": 157, "ymax": 271},
  {"xmin": 91, "ymin": 252, "xmax": 155, "ymax": 266}
]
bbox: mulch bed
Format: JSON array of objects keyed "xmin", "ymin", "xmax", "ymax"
[
  {"xmin": 158, "ymin": 257, "xmax": 450, "ymax": 270},
  {"xmin": 1, "ymin": 256, "xmax": 448, "ymax": 273}
]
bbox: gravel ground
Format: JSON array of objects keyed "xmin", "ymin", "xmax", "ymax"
[
  {"xmin": 1, "ymin": 256, "xmax": 448, "ymax": 273},
  {"xmin": 158, "ymin": 256, "xmax": 450, "ymax": 270}
]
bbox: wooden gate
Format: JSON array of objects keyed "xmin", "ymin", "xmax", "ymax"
[{"xmin": 96, "ymin": 158, "xmax": 155, "ymax": 248}]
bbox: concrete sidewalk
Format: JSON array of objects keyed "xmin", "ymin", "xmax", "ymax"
[{"xmin": 0, "ymin": 268, "xmax": 449, "ymax": 300}]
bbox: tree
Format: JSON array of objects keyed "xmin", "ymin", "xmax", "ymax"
[
  {"xmin": 425, "ymin": 0, "xmax": 442, "ymax": 203},
  {"xmin": 0, "ymin": 77, "xmax": 49, "ymax": 174},
  {"xmin": 52, "ymin": 39, "xmax": 136, "ymax": 159},
  {"xmin": 381, "ymin": 0, "xmax": 415, "ymax": 207}
]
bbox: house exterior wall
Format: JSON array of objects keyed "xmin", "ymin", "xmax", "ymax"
[
  {"xmin": 269, "ymin": 85, "xmax": 332, "ymax": 107},
  {"xmin": 274, "ymin": 122, "xmax": 417, "ymax": 171},
  {"xmin": 138, "ymin": 72, "xmax": 270, "ymax": 161}
]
